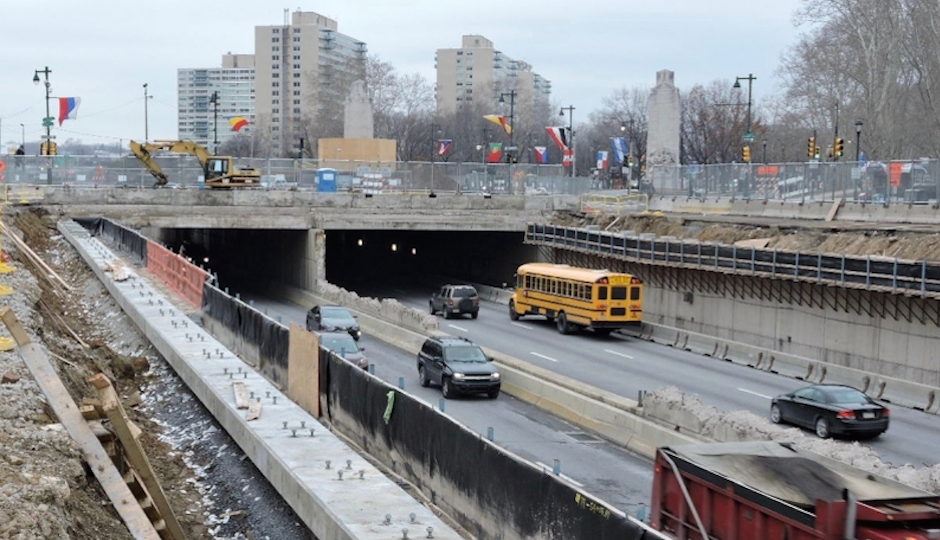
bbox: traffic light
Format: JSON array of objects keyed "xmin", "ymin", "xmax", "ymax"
[
  {"xmin": 41, "ymin": 141, "xmax": 57, "ymax": 156},
  {"xmin": 815, "ymin": 145, "xmax": 821, "ymax": 159},
  {"xmin": 742, "ymin": 145, "xmax": 751, "ymax": 163},
  {"xmin": 807, "ymin": 137, "xmax": 815, "ymax": 158},
  {"xmin": 627, "ymin": 155, "xmax": 634, "ymax": 167},
  {"xmin": 835, "ymin": 137, "xmax": 844, "ymax": 158}
]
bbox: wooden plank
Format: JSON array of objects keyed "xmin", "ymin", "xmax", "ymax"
[
  {"xmin": 90, "ymin": 373, "xmax": 187, "ymax": 540},
  {"xmin": 232, "ymin": 381, "xmax": 250, "ymax": 410},
  {"xmin": 0, "ymin": 308, "xmax": 160, "ymax": 540},
  {"xmin": 825, "ymin": 197, "xmax": 843, "ymax": 221}
]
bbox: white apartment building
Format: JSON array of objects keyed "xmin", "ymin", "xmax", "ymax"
[
  {"xmin": 253, "ymin": 10, "xmax": 367, "ymax": 156},
  {"xmin": 177, "ymin": 53, "xmax": 255, "ymax": 151},
  {"xmin": 435, "ymin": 35, "xmax": 552, "ymax": 116}
]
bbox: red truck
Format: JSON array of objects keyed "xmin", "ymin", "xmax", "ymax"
[{"xmin": 651, "ymin": 441, "xmax": 940, "ymax": 540}]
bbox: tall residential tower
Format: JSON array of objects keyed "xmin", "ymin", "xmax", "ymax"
[{"xmin": 177, "ymin": 53, "xmax": 255, "ymax": 152}]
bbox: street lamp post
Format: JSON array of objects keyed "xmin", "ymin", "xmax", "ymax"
[
  {"xmin": 33, "ymin": 66, "xmax": 53, "ymax": 183},
  {"xmin": 143, "ymin": 83, "xmax": 153, "ymax": 143},
  {"xmin": 762, "ymin": 138, "xmax": 768, "ymax": 164},
  {"xmin": 429, "ymin": 122, "xmax": 441, "ymax": 195},
  {"xmin": 732, "ymin": 73, "xmax": 756, "ymax": 139},
  {"xmin": 498, "ymin": 90, "xmax": 516, "ymax": 161},
  {"xmin": 20, "ymin": 123, "xmax": 25, "ymax": 148},
  {"xmin": 209, "ymin": 91, "xmax": 220, "ymax": 154},
  {"xmin": 854, "ymin": 119, "xmax": 863, "ymax": 162},
  {"xmin": 560, "ymin": 106, "xmax": 575, "ymax": 178}
]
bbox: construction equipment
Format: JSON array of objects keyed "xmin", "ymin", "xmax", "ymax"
[{"xmin": 129, "ymin": 140, "xmax": 260, "ymax": 188}]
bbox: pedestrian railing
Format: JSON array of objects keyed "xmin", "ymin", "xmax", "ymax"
[{"xmin": 526, "ymin": 224, "xmax": 940, "ymax": 298}]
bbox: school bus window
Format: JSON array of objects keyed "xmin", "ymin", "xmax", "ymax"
[
  {"xmin": 612, "ymin": 286, "xmax": 628, "ymax": 300},
  {"xmin": 630, "ymin": 287, "xmax": 641, "ymax": 301},
  {"xmin": 598, "ymin": 286, "xmax": 608, "ymax": 301}
]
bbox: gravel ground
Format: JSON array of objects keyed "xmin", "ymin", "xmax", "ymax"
[{"xmin": 0, "ymin": 207, "xmax": 312, "ymax": 540}]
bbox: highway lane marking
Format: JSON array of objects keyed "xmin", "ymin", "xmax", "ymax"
[
  {"xmin": 604, "ymin": 349, "xmax": 634, "ymax": 360},
  {"xmin": 536, "ymin": 462, "xmax": 584, "ymax": 487},
  {"xmin": 738, "ymin": 388, "xmax": 772, "ymax": 399},
  {"xmin": 531, "ymin": 352, "xmax": 559, "ymax": 363},
  {"xmin": 447, "ymin": 324, "xmax": 469, "ymax": 333},
  {"xmin": 511, "ymin": 322, "xmax": 534, "ymax": 330}
]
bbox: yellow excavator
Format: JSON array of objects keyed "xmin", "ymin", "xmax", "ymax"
[{"xmin": 129, "ymin": 140, "xmax": 261, "ymax": 188}]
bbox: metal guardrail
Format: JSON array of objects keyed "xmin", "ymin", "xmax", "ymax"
[{"xmin": 526, "ymin": 224, "xmax": 940, "ymax": 298}]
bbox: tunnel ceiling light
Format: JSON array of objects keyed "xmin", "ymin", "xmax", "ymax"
[
  {"xmin": 391, "ymin": 243, "xmax": 398, "ymax": 252},
  {"xmin": 411, "ymin": 247, "xmax": 417, "ymax": 255},
  {"xmin": 357, "ymin": 238, "xmax": 363, "ymax": 247}
]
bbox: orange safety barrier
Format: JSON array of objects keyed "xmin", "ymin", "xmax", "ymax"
[{"xmin": 146, "ymin": 239, "xmax": 209, "ymax": 308}]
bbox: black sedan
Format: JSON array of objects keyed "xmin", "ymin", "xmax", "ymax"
[{"xmin": 770, "ymin": 384, "xmax": 890, "ymax": 439}]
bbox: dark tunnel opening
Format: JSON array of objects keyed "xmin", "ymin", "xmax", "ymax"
[{"xmin": 153, "ymin": 228, "xmax": 540, "ymax": 299}]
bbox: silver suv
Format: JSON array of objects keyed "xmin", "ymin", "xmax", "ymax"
[{"xmin": 429, "ymin": 285, "xmax": 480, "ymax": 319}]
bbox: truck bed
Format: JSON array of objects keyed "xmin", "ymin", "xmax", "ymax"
[{"xmin": 666, "ymin": 442, "xmax": 930, "ymax": 508}]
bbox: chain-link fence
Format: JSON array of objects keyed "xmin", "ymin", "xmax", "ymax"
[
  {"xmin": 646, "ymin": 159, "xmax": 940, "ymax": 204},
  {"xmin": 0, "ymin": 154, "xmax": 595, "ymax": 195}
]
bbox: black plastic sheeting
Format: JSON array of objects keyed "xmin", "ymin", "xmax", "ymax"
[
  {"xmin": 320, "ymin": 351, "xmax": 651, "ymax": 540},
  {"xmin": 73, "ymin": 217, "xmax": 148, "ymax": 265},
  {"xmin": 528, "ymin": 224, "xmax": 940, "ymax": 295},
  {"xmin": 201, "ymin": 283, "xmax": 289, "ymax": 385}
]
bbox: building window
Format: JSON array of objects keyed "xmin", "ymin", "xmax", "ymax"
[
  {"xmin": 272, "ymin": 55, "xmax": 280, "ymax": 61},
  {"xmin": 294, "ymin": 72, "xmax": 301, "ymax": 78},
  {"xmin": 273, "ymin": 108, "xmax": 279, "ymax": 114},
  {"xmin": 272, "ymin": 37, "xmax": 280, "ymax": 43},
  {"xmin": 293, "ymin": 108, "xmax": 300, "ymax": 114},
  {"xmin": 273, "ymin": 90, "xmax": 279, "ymax": 96},
  {"xmin": 293, "ymin": 82, "xmax": 301, "ymax": 87},
  {"xmin": 294, "ymin": 99, "xmax": 300, "ymax": 105},
  {"xmin": 293, "ymin": 37, "xmax": 301, "ymax": 42},
  {"xmin": 294, "ymin": 55, "xmax": 300, "ymax": 60},
  {"xmin": 272, "ymin": 82, "xmax": 279, "ymax": 87},
  {"xmin": 293, "ymin": 46, "xmax": 300, "ymax": 52},
  {"xmin": 273, "ymin": 117, "xmax": 279, "ymax": 122},
  {"xmin": 293, "ymin": 91, "xmax": 301, "ymax": 96},
  {"xmin": 293, "ymin": 64, "xmax": 300, "ymax": 69},
  {"xmin": 273, "ymin": 28, "xmax": 280, "ymax": 34},
  {"xmin": 293, "ymin": 27, "xmax": 300, "ymax": 33}
]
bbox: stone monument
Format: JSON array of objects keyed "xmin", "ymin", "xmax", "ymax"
[
  {"xmin": 343, "ymin": 80, "xmax": 374, "ymax": 139},
  {"xmin": 646, "ymin": 70, "xmax": 681, "ymax": 193}
]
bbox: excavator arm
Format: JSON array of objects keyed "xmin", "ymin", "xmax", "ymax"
[{"xmin": 130, "ymin": 140, "xmax": 212, "ymax": 186}]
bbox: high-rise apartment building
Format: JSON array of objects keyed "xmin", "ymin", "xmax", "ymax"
[
  {"xmin": 177, "ymin": 53, "xmax": 255, "ymax": 151},
  {"xmin": 253, "ymin": 10, "xmax": 367, "ymax": 156},
  {"xmin": 435, "ymin": 35, "xmax": 552, "ymax": 116}
]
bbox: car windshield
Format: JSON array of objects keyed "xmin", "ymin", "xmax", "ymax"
[
  {"xmin": 453, "ymin": 288, "xmax": 476, "ymax": 298},
  {"xmin": 826, "ymin": 388, "xmax": 870, "ymax": 405},
  {"xmin": 320, "ymin": 335, "xmax": 359, "ymax": 353},
  {"xmin": 320, "ymin": 307, "xmax": 352, "ymax": 319},
  {"xmin": 444, "ymin": 346, "xmax": 487, "ymax": 362}
]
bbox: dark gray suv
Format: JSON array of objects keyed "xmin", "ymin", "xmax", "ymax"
[
  {"xmin": 417, "ymin": 336, "xmax": 500, "ymax": 399},
  {"xmin": 429, "ymin": 285, "xmax": 480, "ymax": 319}
]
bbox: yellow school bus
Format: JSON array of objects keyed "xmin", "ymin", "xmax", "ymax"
[{"xmin": 508, "ymin": 263, "xmax": 643, "ymax": 335}]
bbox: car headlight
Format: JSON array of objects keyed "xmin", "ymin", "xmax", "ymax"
[
  {"xmin": 452, "ymin": 373, "xmax": 465, "ymax": 380},
  {"xmin": 491, "ymin": 373, "xmax": 500, "ymax": 380}
]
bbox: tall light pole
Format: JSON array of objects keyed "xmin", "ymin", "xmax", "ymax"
[
  {"xmin": 732, "ymin": 73, "xmax": 756, "ymax": 142},
  {"xmin": 429, "ymin": 122, "xmax": 441, "ymax": 194},
  {"xmin": 854, "ymin": 119, "xmax": 863, "ymax": 162},
  {"xmin": 498, "ymin": 90, "xmax": 516, "ymax": 162},
  {"xmin": 209, "ymin": 91, "xmax": 220, "ymax": 154},
  {"xmin": 143, "ymin": 83, "xmax": 153, "ymax": 143},
  {"xmin": 560, "ymin": 105, "xmax": 575, "ymax": 178},
  {"xmin": 20, "ymin": 123, "xmax": 25, "ymax": 148},
  {"xmin": 33, "ymin": 66, "xmax": 53, "ymax": 183}
]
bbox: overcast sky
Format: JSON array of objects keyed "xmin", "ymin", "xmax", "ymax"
[{"xmin": 1, "ymin": 0, "xmax": 805, "ymax": 149}]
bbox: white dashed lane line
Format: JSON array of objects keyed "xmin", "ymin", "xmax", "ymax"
[
  {"xmin": 511, "ymin": 322, "xmax": 534, "ymax": 330},
  {"xmin": 738, "ymin": 388, "xmax": 772, "ymax": 399},
  {"xmin": 604, "ymin": 349, "xmax": 634, "ymax": 360},
  {"xmin": 531, "ymin": 352, "xmax": 559, "ymax": 363},
  {"xmin": 447, "ymin": 324, "xmax": 469, "ymax": 333}
]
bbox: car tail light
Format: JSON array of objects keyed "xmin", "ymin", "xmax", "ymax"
[
  {"xmin": 883, "ymin": 408, "xmax": 890, "ymax": 416},
  {"xmin": 837, "ymin": 410, "xmax": 856, "ymax": 419},
  {"xmin": 447, "ymin": 299, "xmax": 454, "ymax": 306}
]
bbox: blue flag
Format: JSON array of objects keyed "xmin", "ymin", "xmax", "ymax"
[{"xmin": 610, "ymin": 137, "xmax": 629, "ymax": 164}]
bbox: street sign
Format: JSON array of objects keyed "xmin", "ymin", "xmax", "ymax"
[
  {"xmin": 40, "ymin": 135, "xmax": 56, "ymax": 140},
  {"xmin": 42, "ymin": 117, "xmax": 54, "ymax": 127},
  {"xmin": 742, "ymin": 131, "xmax": 756, "ymax": 143}
]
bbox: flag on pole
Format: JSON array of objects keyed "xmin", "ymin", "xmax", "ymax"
[
  {"xmin": 486, "ymin": 142, "xmax": 503, "ymax": 163},
  {"xmin": 484, "ymin": 114, "xmax": 512, "ymax": 135},
  {"xmin": 57, "ymin": 97, "xmax": 81, "ymax": 125},
  {"xmin": 229, "ymin": 116, "xmax": 249, "ymax": 132},
  {"xmin": 563, "ymin": 148, "xmax": 575, "ymax": 167},
  {"xmin": 534, "ymin": 146, "xmax": 548, "ymax": 164},
  {"xmin": 596, "ymin": 151, "xmax": 608, "ymax": 170},
  {"xmin": 437, "ymin": 139, "xmax": 453, "ymax": 157},
  {"xmin": 546, "ymin": 126, "xmax": 569, "ymax": 151},
  {"xmin": 610, "ymin": 137, "xmax": 629, "ymax": 164}
]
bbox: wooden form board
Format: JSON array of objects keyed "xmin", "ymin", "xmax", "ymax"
[{"xmin": 287, "ymin": 323, "xmax": 320, "ymax": 418}]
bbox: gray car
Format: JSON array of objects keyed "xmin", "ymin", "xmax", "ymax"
[
  {"xmin": 417, "ymin": 336, "xmax": 500, "ymax": 399},
  {"xmin": 318, "ymin": 331, "xmax": 368, "ymax": 370},
  {"xmin": 306, "ymin": 304, "xmax": 361, "ymax": 340}
]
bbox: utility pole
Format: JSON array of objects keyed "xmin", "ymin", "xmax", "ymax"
[
  {"xmin": 560, "ymin": 105, "xmax": 576, "ymax": 178},
  {"xmin": 143, "ymin": 83, "xmax": 153, "ymax": 143},
  {"xmin": 33, "ymin": 66, "xmax": 53, "ymax": 184},
  {"xmin": 209, "ymin": 91, "xmax": 219, "ymax": 154}
]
